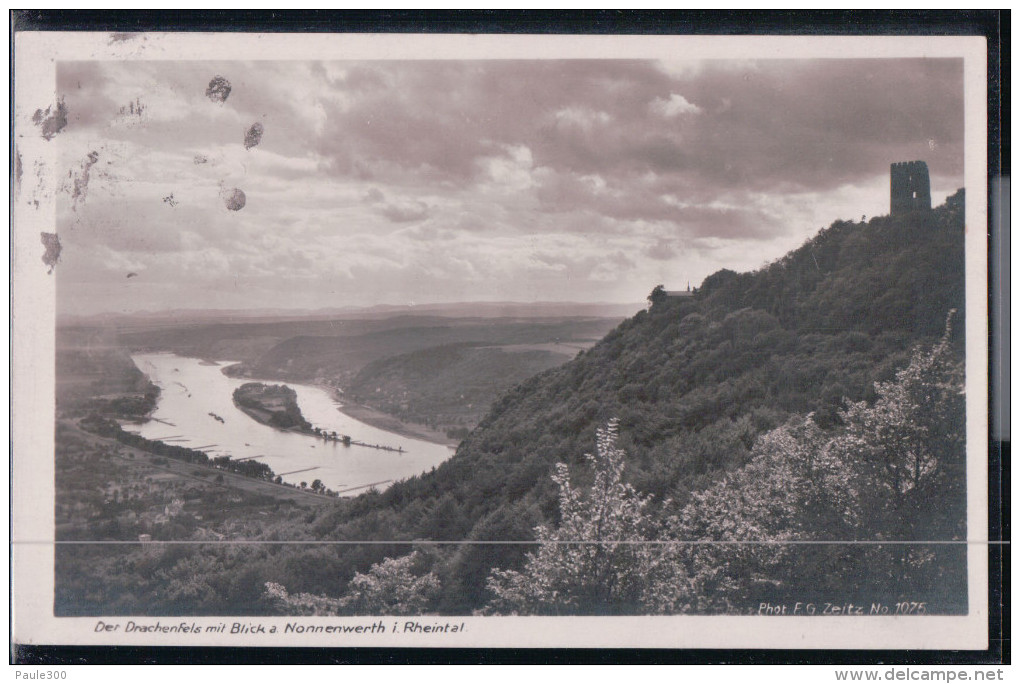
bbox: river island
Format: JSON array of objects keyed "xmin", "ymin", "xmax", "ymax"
[
  {"xmin": 232, "ymin": 381, "xmax": 407, "ymax": 453},
  {"xmin": 232, "ymin": 382, "xmax": 313, "ymax": 431}
]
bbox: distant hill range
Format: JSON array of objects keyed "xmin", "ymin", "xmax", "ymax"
[
  {"xmin": 308, "ymin": 191, "xmax": 966, "ymax": 612},
  {"xmin": 345, "ymin": 342, "xmax": 574, "ymax": 433},
  {"xmin": 78, "ymin": 304, "xmax": 630, "ymax": 437},
  {"xmin": 58, "ymin": 300, "xmax": 641, "ymax": 327}
]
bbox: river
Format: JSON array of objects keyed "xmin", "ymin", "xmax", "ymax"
[{"xmin": 125, "ymin": 353, "xmax": 455, "ymax": 495}]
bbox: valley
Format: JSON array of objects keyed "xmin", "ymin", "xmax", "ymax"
[{"xmin": 53, "ymin": 196, "xmax": 968, "ymax": 616}]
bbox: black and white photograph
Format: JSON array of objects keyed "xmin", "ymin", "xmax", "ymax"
[{"xmin": 12, "ymin": 29, "xmax": 991, "ymax": 652}]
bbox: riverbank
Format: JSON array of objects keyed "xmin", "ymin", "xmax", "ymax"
[
  {"xmin": 234, "ymin": 403, "xmax": 277, "ymax": 428},
  {"xmin": 62, "ymin": 419, "xmax": 337, "ymax": 506},
  {"xmin": 235, "ymin": 382, "xmax": 424, "ymax": 453},
  {"xmin": 220, "ymin": 369, "xmax": 461, "ymax": 450},
  {"xmin": 124, "ymin": 352, "xmax": 456, "ymax": 494},
  {"xmin": 330, "ymin": 395, "xmax": 461, "ymax": 449}
]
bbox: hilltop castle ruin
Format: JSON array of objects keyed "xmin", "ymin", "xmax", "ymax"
[{"xmin": 890, "ymin": 161, "xmax": 932, "ymax": 215}]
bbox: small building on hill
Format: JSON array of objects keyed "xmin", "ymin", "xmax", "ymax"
[{"xmin": 665, "ymin": 284, "xmax": 694, "ymax": 298}]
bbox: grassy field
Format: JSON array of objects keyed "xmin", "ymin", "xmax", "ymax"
[
  {"xmin": 57, "ymin": 417, "xmax": 336, "ymax": 534},
  {"xmin": 56, "ymin": 327, "xmax": 155, "ymax": 414}
]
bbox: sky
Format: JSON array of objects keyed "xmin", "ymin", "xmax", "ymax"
[{"xmin": 51, "ymin": 58, "xmax": 965, "ymax": 315}]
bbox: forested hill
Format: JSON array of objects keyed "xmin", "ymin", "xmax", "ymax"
[{"xmin": 312, "ymin": 192, "xmax": 966, "ymax": 613}]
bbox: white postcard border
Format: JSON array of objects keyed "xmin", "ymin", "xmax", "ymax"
[{"xmin": 11, "ymin": 31, "xmax": 991, "ymax": 650}]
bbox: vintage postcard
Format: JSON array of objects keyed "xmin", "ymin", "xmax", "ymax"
[{"xmin": 12, "ymin": 31, "xmax": 991, "ymax": 650}]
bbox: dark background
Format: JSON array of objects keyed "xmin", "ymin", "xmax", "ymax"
[{"xmin": 10, "ymin": 8, "xmax": 1007, "ymax": 666}]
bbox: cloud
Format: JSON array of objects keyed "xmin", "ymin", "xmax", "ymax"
[
  {"xmin": 650, "ymin": 93, "xmax": 701, "ymax": 117},
  {"xmin": 361, "ymin": 187, "xmax": 431, "ymax": 222},
  {"xmin": 52, "ymin": 58, "xmax": 965, "ymax": 314},
  {"xmin": 480, "ymin": 144, "xmax": 539, "ymax": 194},
  {"xmin": 553, "ymin": 107, "xmax": 612, "ymax": 130},
  {"xmin": 377, "ymin": 197, "xmax": 430, "ymax": 223}
]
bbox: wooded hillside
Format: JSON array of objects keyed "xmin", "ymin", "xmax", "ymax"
[{"xmin": 308, "ymin": 193, "xmax": 966, "ymax": 612}]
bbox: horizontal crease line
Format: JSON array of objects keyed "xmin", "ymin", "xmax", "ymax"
[{"xmin": 11, "ymin": 540, "xmax": 1010, "ymax": 546}]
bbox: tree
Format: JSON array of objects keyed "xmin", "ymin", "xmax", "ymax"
[
  {"xmin": 340, "ymin": 552, "xmax": 440, "ymax": 615},
  {"xmin": 647, "ymin": 285, "xmax": 667, "ymax": 308},
  {"xmin": 671, "ymin": 416, "xmax": 841, "ymax": 612},
  {"xmin": 262, "ymin": 582, "xmax": 342, "ymax": 616},
  {"xmin": 670, "ymin": 314, "xmax": 965, "ymax": 612},
  {"xmin": 263, "ymin": 552, "xmax": 440, "ymax": 616},
  {"xmin": 485, "ymin": 420, "xmax": 690, "ymax": 615},
  {"xmin": 833, "ymin": 311, "xmax": 965, "ymax": 540}
]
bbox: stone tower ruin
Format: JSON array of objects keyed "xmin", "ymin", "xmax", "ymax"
[{"xmin": 890, "ymin": 161, "xmax": 932, "ymax": 215}]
